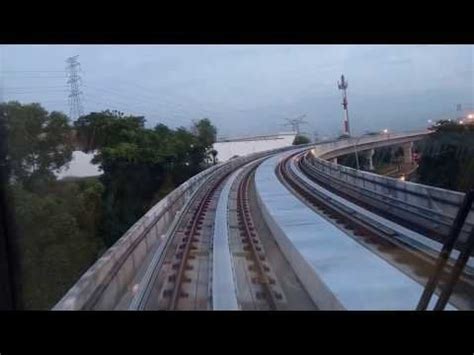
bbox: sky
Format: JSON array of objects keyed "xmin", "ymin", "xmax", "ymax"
[{"xmin": 0, "ymin": 45, "xmax": 472, "ymax": 138}]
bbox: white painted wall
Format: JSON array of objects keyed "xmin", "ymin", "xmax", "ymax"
[
  {"xmin": 56, "ymin": 151, "xmax": 102, "ymax": 180},
  {"xmin": 213, "ymin": 133, "xmax": 296, "ymax": 162},
  {"xmin": 57, "ymin": 134, "xmax": 296, "ymax": 179}
]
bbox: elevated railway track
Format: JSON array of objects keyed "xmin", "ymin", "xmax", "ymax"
[{"xmin": 55, "ymin": 131, "xmax": 473, "ymax": 310}]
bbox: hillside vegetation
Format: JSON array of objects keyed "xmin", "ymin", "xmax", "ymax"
[
  {"xmin": 416, "ymin": 121, "xmax": 474, "ymax": 192},
  {"xmin": 1, "ymin": 102, "xmax": 216, "ymax": 309}
]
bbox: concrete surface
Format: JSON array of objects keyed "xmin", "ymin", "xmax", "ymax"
[
  {"xmin": 212, "ymin": 168, "xmax": 241, "ymax": 310},
  {"xmin": 255, "ymin": 153, "xmax": 457, "ymax": 310}
]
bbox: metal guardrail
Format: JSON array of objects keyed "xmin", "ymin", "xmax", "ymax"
[{"xmin": 417, "ymin": 190, "xmax": 474, "ymax": 310}]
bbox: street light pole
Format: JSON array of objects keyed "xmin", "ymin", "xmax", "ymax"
[{"xmin": 352, "ymin": 136, "xmax": 361, "ymax": 170}]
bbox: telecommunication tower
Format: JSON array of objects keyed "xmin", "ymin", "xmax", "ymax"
[
  {"xmin": 338, "ymin": 74, "xmax": 351, "ymax": 136},
  {"xmin": 66, "ymin": 55, "xmax": 84, "ymax": 120}
]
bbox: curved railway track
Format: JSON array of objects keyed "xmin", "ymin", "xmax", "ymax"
[
  {"xmin": 131, "ymin": 169, "xmax": 232, "ymax": 310},
  {"xmin": 131, "ymin": 152, "xmax": 314, "ymax": 310},
  {"xmin": 236, "ymin": 166, "xmax": 280, "ymax": 309},
  {"xmin": 168, "ymin": 171, "xmax": 229, "ymax": 310},
  {"xmin": 130, "ymin": 154, "xmax": 287, "ymax": 310},
  {"xmin": 303, "ymin": 153, "xmax": 474, "ymax": 247},
  {"xmin": 277, "ymin": 149, "xmax": 474, "ymax": 310},
  {"xmin": 129, "ymin": 143, "xmax": 472, "ymax": 310}
]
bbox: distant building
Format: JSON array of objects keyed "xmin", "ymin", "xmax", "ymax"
[
  {"xmin": 56, "ymin": 151, "xmax": 102, "ymax": 180},
  {"xmin": 465, "ymin": 113, "xmax": 474, "ymax": 124},
  {"xmin": 212, "ymin": 132, "xmax": 297, "ymax": 162}
]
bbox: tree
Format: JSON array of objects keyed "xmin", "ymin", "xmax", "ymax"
[
  {"xmin": 1, "ymin": 102, "xmax": 109, "ymax": 309},
  {"xmin": 75, "ymin": 110, "xmax": 217, "ymax": 247},
  {"xmin": 192, "ymin": 118, "xmax": 217, "ymax": 148},
  {"xmin": 1, "ymin": 101, "xmax": 74, "ymax": 189},
  {"xmin": 210, "ymin": 149, "xmax": 218, "ymax": 165},
  {"xmin": 3, "ymin": 102, "xmax": 220, "ymax": 307},
  {"xmin": 416, "ymin": 124, "xmax": 474, "ymax": 192},
  {"xmin": 393, "ymin": 147, "xmax": 404, "ymax": 171},
  {"xmin": 293, "ymin": 135, "xmax": 311, "ymax": 145},
  {"xmin": 12, "ymin": 179, "xmax": 105, "ymax": 309},
  {"xmin": 74, "ymin": 110, "xmax": 145, "ymax": 153}
]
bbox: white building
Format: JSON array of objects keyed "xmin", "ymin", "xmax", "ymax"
[
  {"xmin": 212, "ymin": 132, "xmax": 297, "ymax": 162},
  {"xmin": 56, "ymin": 151, "xmax": 102, "ymax": 180}
]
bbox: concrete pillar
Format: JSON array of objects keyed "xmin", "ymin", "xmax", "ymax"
[
  {"xmin": 330, "ymin": 157, "xmax": 338, "ymax": 164},
  {"xmin": 364, "ymin": 149, "xmax": 375, "ymax": 171},
  {"xmin": 402, "ymin": 142, "xmax": 413, "ymax": 164}
]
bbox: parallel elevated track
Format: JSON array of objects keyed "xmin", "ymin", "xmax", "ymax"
[{"xmin": 277, "ymin": 150, "xmax": 474, "ymax": 310}]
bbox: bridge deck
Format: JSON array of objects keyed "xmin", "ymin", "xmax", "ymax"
[{"xmin": 255, "ymin": 152, "xmax": 457, "ymax": 310}]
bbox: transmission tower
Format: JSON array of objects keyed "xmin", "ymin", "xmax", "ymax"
[
  {"xmin": 283, "ymin": 114, "xmax": 308, "ymax": 135},
  {"xmin": 338, "ymin": 74, "xmax": 351, "ymax": 136},
  {"xmin": 66, "ymin": 55, "xmax": 84, "ymax": 120}
]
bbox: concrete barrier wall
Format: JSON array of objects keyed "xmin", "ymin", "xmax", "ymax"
[
  {"xmin": 313, "ymin": 131, "xmax": 428, "ymax": 160},
  {"xmin": 54, "ymin": 132, "xmax": 436, "ymax": 310},
  {"xmin": 53, "ymin": 143, "xmax": 308, "ymax": 310},
  {"xmin": 305, "ymin": 133, "xmax": 474, "ymax": 244}
]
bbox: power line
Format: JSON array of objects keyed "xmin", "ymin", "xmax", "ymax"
[
  {"xmin": 283, "ymin": 114, "xmax": 308, "ymax": 135},
  {"xmin": 83, "ymin": 85, "xmax": 171, "ymax": 111},
  {"xmin": 1, "ymin": 76, "xmax": 65, "ymax": 79},
  {"xmin": 0, "ymin": 70, "xmax": 64, "ymax": 73},
  {"xmin": 85, "ymin": 98, "xmax": 143, "ymax": 116},
  {"xmin": 90, "ymin": 83, "xmax": 202, "ymax": 114},
  {"xmin": 83, "ymin": 96, "xmax": 192, "ymax": 127},
  {"xmin": 82, "ymin": 94, "xmax": 150, "ymax": 115},
  {"xmin": 83, "ymin": 77, "xmax": 251, "ymax": 122},
  {"xmin": 3, "ymin": 86, "xmax": 68, "ymax": 89},
  {"xmin": 107, "ymin": 78, "xmax": 218, "ymax": 115},
  {"xmin": 4, "ymin": 89, "xmax": 68, "ymax": 94},
  {"xmin": 82, "ymin": 84, "xmax": 211, "ymax": 122}
]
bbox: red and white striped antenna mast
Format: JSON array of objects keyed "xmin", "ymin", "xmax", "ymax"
[{"xmin": 338, "ymin": 74, "xmax": 351, "ymax": 136}]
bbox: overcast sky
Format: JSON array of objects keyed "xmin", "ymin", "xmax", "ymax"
[{"xmin": 1, "ymin": 45, "xmax": 472, "ymax": 138}]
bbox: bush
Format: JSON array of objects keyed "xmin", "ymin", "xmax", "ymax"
[{"xmin": 293, "ymin": 135, "xmax": 311, "ymax": 145}]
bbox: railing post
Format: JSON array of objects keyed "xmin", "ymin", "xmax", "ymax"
[
  {"xmin": 433, "ymin": 226, "xmax": 474, "ymax": 310},
  {"xmin": 416, "ymin": 189, "xmax": 474, "ymax": 310}
]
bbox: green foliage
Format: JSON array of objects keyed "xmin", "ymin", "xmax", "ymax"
[
  {"xmin": 417, "ymin": 123, "xmax": 474, "ymax": 192},
  {"xmin": 74, "ymin": 110, "xmax": 145, "ymax": 152},
  {"xmin": 192, "ymin": 118, "xmax": 217, "ymax": 148},
  {"xmin": 373, "ymin": 146, "xmax": 393, "ymax": 166},
  {"xmin": 11, "ymin": 178, "xmax": 105, "ymax": 309},
  {"xmin": 4, "ymin": 102, "xmax": 217, "ymax": 308},
  {"xmin": 0, "ymin": 101, "xmax": 98, "ymax": 309},
  {"xmin": 430, "ymin": 119, "xmax": 471, "ymax": 133},
  {"xmin": 338, "ymin": 152, "xmax": 368, "ymax": 170},
  {"xmin": 210, "ymin": 149, "xmax": 218, "ymax": 164},
  {"xmin": 75, "ymin": 111, "xmax": 217, "ymax": 247},
  {"xmin": 293, "ymin": 135, "xmax": 311, "ymax": 145},
  {"xmin": 1, "ymin": 101, "xmax": 74, "ymax": 188}
]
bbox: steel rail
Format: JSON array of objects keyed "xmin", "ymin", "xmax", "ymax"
[
  {"xmin": 277, "ymin": 151, "xmax": 474, "ymax": 298},
  {"xmin": 168, "ymin": 172, "xmax": 231, "ymax": 310},
  {"xmin": 237, "ymin": 167, "xmax": 279, "ymax": 310},
  {"xmin": 301, "ymin": 153, "xmax": 474, "ymax": 246}
]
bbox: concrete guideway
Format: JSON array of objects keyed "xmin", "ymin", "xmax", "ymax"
[
  {"xmin": 54, "ymin": 141, "xmax": 312, "ymax": 310},
  {"xmin": 255, "ymin": 152, "xmax": 457, "ymax": 310},
  {"xmin": 299, "ymin": 155, "xmax": 474, "ymax": 274},
  {"xmin": 212, "ymin": 168, "xmax": 242, "ymax": 310},
  {"xmin": 54, "ymin": 130, "xmax": 468, "ymax": 310}
]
